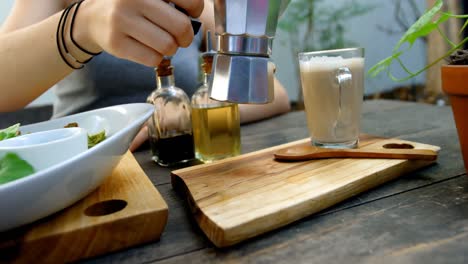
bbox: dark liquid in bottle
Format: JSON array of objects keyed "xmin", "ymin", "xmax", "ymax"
[{"xmin": 150, "ymin": 134, "xmax": 195, "ymax": 166}]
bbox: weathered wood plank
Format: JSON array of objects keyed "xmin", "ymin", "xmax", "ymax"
[
  {"xmin": 83, "ymin": 100, "xmax": 465, "ymax": 263},
  {"xmin": 0, "ymin": 152, "xmax": 168, "ymax": 264},
  {"xmin": 136, "ymin": 100, "xmax": 463, "ymax": 186},
  {"xmin": 3, "ymin": 100, "xmax": 466, "ymax": 263},
  {"xmin": 171, "ymin": 136, "xmax": 439, "ymax": 247},
  {"xmin": 82, "ymin": 183, "xmax": 211, "ymax": 264},
  {"xmin": 152, "ymin": 175, "xmax": 468, "ymax": 264}
]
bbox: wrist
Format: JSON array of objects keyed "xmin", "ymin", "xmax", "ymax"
[{"xmin": 69, "ymin": 0, "xmax": 102, "ymax": 55}]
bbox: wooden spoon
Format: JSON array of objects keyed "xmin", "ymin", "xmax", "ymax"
[{"xmin": 274, "ymin": 145, "xmax": 438, "ymax": 161}]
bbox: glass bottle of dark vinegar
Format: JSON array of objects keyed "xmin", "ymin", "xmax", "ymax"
[{"xmin": 147, "ymin": 58, "xmax": 195, "ymax": 166}]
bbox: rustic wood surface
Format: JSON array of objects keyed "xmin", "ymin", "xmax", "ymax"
[
  {"xmin": 172, "ymin": 136, "xmax": 440, "ymax": 247},
  {"xmin": 0, "ymin": 100, "xmax": 466, "ymax": 263},
  {"xmin": 0, "ymin": 152, "xmax": 168, "ymax": 263}
]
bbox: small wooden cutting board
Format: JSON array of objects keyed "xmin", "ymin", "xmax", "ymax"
[
  {"xmin": 171, "ymin": 135, "xmax": 440, "ymax": 247},
  {"xmin": 0, "ymin": 151, "xmax": 168, "ymax": 263}
]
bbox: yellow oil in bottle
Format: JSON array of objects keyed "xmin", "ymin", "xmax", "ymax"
[{"xmin": 192, "ymin": 103, "xmax": 240, "ymax": 162}]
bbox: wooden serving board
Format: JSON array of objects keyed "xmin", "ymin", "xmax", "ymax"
[
  {"xmin": 171, "ymin": 135, "xmax": 440, "ymax": 248},
  {"xmin": 0, "ymin": 152, "xmax": 168, "ymax": 263}
]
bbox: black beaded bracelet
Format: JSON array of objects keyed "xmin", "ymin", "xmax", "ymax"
[
  {"xmin": 70, "ymin": 0, "xmax": 102, "ymax": 56},
  {"xmin": 61, "ymin": 2, "xmax": 92, "ymax": 65},
  {"xmin": 57, "ymin": 0, "xmax": 101, "ymax": 69},
  {"xmin": 56, "ymin": 2, "xmax": 83, "ymax": 69}
]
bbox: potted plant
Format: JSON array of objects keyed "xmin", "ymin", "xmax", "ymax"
[{"xmin": 368, "ymin": 0, "xmax": 468, "ymax": 173}]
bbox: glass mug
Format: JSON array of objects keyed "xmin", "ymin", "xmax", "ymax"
[{"xmin": 298, "ymin": 47, "xmax": 365, "ymax": 149}]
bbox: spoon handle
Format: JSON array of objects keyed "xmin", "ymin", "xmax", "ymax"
[{"xmin": 274, "ymin": 147, "xmax": 438, "ymax": 161}]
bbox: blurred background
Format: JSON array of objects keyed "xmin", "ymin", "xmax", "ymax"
[
  {"xmin": 274, "ymin": 0, "xmax": 467, "ymax": 109},
  {"xmin": 1, "ymin": 0, "xmax": 466, "ymax": 109}
]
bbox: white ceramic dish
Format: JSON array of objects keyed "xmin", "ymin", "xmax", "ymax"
[
  {"xmin": 0, "ymin": 103, "xmax": 154, "ymax": 232},
  {"xmin": 0, "ymin": 128, "xmax": 88, "ymax": 172}
]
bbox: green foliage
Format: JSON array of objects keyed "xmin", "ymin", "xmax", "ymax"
[
  {"xmin": 0, "ymin": 153, "xmax": 35, "ymax": 185},
  {"xmin": 278, "ymin": 0, "xmax": 314, "ymax": 33},
  {"xmin": 368, "ymin": 0, "xmax": 468, "ymax": 82},
  {"xmin": 314, "ymin": 0, "xmax": 376, "ymax": 50},
  {"xmin": 278, "ymin": 0, "xmax": 376, "ymax": 52},
  {"xmin": 0, "ymin": 123, "xmax": 20, "ymax": 141},
  {"xmin": 393, "ymin": 0, "xmax": 446, "ymax": 51}
]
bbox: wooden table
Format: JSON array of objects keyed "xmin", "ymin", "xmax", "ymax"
[{"xmin": 2, "ymin": 100, "xmax": 467, "ymax": 263}]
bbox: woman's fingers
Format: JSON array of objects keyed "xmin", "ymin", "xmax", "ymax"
[
  {"xmin": 80, "ymin": 0, "xmax": 204, "ymax": 66},
  {"xmin": 125, "ymin": 14, "xmax": 178, "ymax": 56},
  {"xmin": 170, "ymin": 0, "xmax": 204, "ymax": 19},
  {"xmin": 111, "ymin": 36, "xmax": 163, "ymax": 67},
  {"xmin": 140, "ymin": 0, "xmax": 195, "ymax": 47}
]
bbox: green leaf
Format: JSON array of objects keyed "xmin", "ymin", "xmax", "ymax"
[
  {"xmin": 368, "ymin": 0, "xmax": 468, "ymax": 81},
  {"xmin": 88, "ymin": 131, "xmax": 106, "ymax": 148},
  {"xmin": 393, "ymin": 0, "xmax": 444, "ymax": 52},
  {"xmin": 0, "ymin": 153, "xmax": 35, "ymax": 185},
  {"xmin": 367, "ymin": 52, "xmax": 403, "ymax": 77},
  {"xmin": 0, "ymin": 123, "xmax": 21, "ymax": 141}
]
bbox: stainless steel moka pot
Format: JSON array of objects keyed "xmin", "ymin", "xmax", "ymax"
[{"xmin": 209, "ymin": 0, "xmax": 290, "ymax": 104}]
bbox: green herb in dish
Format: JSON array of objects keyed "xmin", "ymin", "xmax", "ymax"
[
  {"xmin": 0, "ymin": 153, "xmax": 35, "ymax": 185},
  {"xmin": 65, "ymin": 122, "xmax": 106, "ymax": 148},
  {"xmin": 0, "ymin": 123, "xmax": 21, "ymax": 141},
  {"xmin": 88, "ymin": 131, "xmax": 106, "ymax": 148},
  {"xmin": 64, "ymin": 122, "xmax": 79, "ymax": 128}
]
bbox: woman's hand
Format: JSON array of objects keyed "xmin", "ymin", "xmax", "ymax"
[{"xmin": 74, "ymin": 0, "xmax": 204, "ymax": 67}]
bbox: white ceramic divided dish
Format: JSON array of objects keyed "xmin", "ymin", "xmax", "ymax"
[
  {"xmin": 0, "ymin": 128, "xmax": 88, "ymax": 172},
  {"xmin": 0, "ymin": 103, "xmax": 154, "ymax": 232}
]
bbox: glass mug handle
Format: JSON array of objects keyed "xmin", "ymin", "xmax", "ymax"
[{"xmin": 333, "ymin": 67, "xmax": 353, "ymax": 138}]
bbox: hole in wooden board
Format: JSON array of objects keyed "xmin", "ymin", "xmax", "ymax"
[
  {"xmin": 84, "ymin": 199, "xmax": 127, "ymax": 217},
  {"xmin": 382, "ymin": 143, "xmax": 415, "ymax": 149}
]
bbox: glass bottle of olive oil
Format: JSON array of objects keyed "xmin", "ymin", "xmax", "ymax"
[
  {"xmin": 191, "ymin": 52, "xmax": 241, "ymax": 163},
  {"xmin": 147, "ymin": 57, "xmax": 195, "ymax": 166}
]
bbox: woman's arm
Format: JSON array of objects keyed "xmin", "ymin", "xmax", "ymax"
[
  {"xmin": 0, "ymin": 0, "xmax": 203, "ymax": 112},
  {"xmin": 0, "ymin": 0, "xmax": 74, "ymax": 111},
  {"xmin": 239, "ymin": 78, "xmax": 291, "ymax": 124}
]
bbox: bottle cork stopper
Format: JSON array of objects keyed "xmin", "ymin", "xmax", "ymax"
[{"xmin": 156, "ymin": 58, "xmax": 173, "ymax": 76}]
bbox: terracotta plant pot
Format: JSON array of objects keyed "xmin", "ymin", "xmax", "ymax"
[{"xmin": 441, "ymin": 65, "xmax": 468, "ymax": 174}]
